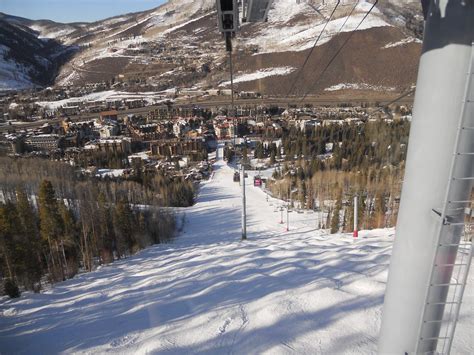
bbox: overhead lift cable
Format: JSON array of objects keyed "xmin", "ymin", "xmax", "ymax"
[
  {"xmin": 290, "ymin": 0, "xmax": 360, "ymax": 96},
  {"xmin": 299, "ymin": 0, "xmax": 379, "ymax": 102},
  {"xmin": 367, "ymin": 88, "xmax": 416, "ymax": 119},
  {"xmin": 286, "ymin": 0, "xmax": 341, "ymax": 98}
]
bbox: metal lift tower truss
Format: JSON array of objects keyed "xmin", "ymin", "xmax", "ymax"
[{"xmin": 414, "ymin": 42, "xmax": 474, "ymax": 355}]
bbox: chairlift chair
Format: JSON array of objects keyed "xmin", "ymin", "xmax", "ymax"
[{"xmin": 233, "ymin": 171, "xmax": 240, "ymax": 182}]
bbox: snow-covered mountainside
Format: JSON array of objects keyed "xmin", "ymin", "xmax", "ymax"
[
  {"xmin": 0, "ymin": 0, "xmax": 423, "ymax": 94},
  {"xmin": 0, "ymin": 15, "xmax": 79, "ymax": 91},
  {"xmin": 0, "ymin": 145, "xmax": 472, "ymax": 354},
  {"xmin": 0, "ymin": 12, "xmax": 84, "ymax": 40}
]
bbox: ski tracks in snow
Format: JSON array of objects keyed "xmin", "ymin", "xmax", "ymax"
[{"xmin": 215, "ymin": 304, "xmax": 249, "ymax": 354}]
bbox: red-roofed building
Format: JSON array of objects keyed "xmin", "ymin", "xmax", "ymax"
[{"xmin": 99, "ymin": 110, "xmax": 118, "ymax": 123}]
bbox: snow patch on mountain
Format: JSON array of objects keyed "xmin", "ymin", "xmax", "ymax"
[
  {"xmin": 0, "ymin": 45, "xmax": 35, "ymax": 91},
  {"xmin": 247, "ymin": 1, "xmax": 391, "ymax": 54},
  {"xmin": 101, "ymin": 16, "xmax": 129, "ymax": 26},
  {"xmin": 36, "ymin": 90, "xmax": 170, "ymax": 109},
  {"xmin": 29, "ymin": 25, "xmax": 77, "ymax": 39},
  {"xmin": 266, "ymin": 0, "xmax": 309, "ymax": 22},
  {"xmin": 105, "ymin": 16, "xmax": 152, "ymax": 40},
  {"xmin": 162, "ymin": 12, "xmax": 214, "ymax": 35},
  {"xmin": 145, "ymin": 0, "xmax": 214, "ymax": 33},
  {"xmin": 383, "ymin": 36, "xmax": 422, "ymax": 49},
  {"xmin": 57, "ymin": 71, "xmax": 81, "ymax": 87},
  {"xmin": 325, "ymin": 82, "xmax": 397, "ymax": 91},
  {"xmin": 220, "ymin": 67, "xmax": 296, "ymax": 86},
  {"xmin": 156, "ymin": 0, "xmax": 215, "ymax": 17}
]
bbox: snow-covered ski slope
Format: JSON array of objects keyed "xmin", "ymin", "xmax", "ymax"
[{"xmin": 0, "ymin": 146, "xmax": 472, "ymax": 354}]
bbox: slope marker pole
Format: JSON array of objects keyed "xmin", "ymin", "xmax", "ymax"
[
  {"xmin": 241, "ymin": 163, "xmax": 247, "ymax": 240},
  {"xmin": 353, "ymin": 195, "xmax": 358, "ymax": 238}
]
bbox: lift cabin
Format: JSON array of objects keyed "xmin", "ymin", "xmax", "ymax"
[
  {"xmin": 216, "ymin": 0, "xmax": 274, "ymax": 35},
  {"xmin": 243, "ymin": 0, "xmax": 274, "ymax": 22},
  {"xmin": 253, "ymin": 175, "xmax": 262, "ymax": 187},
  {"xmin": 233, "ymin": 171, "xmax": 240, "ymax": 182},
  {"xmin": 216, "ymin": 0, "xmax": 239, "ymax": 34}
]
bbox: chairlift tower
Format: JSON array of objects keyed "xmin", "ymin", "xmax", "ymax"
[
  {"xmin": 216, "ymin": 0, "xmax": 275, "ymax": 241},
  {"xmin": 378, "ymin": 0, "xmax": 474, "ymax": 353},
  {"xmin": 241, "ymin": 164, "xmax": 247, "ymax": 240}
]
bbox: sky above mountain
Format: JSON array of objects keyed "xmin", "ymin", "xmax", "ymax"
[{"xmin": 0, "ymin": 0, "xmax": 168, "ymax": 23}]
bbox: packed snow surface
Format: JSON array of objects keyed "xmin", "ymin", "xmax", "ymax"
[{"xmin": 0, "ymin": 145, "xmax": 472, "ymax": 354}]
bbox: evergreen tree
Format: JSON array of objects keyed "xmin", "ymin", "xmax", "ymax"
[
  {"xmin": 298, "ymin": 179, "xmax": 306, "ymax": 209},
  {"xmin": 241, "ymin": 146, "xmax": 249, "ymax": 167},
  {"xmin": 97, "ymin": 192, "xmax": 115, "ymax": 264},
  {"xmin": 373, "ymin": 191, "xmax": 387, "ymax": 228},
  {"xmin": 0, "ymin": 203, "xmax": 17, "ymax": 280},
  {"xmin": 325, "ymin": 207, "xmax": 331, "ymax": 230},
  {"xmin": 38, "ymin": 180, "xmax": 65, "ymax": 281},
  {"xmin": 345, "ymin": 194, "xmax": 355, "ymax": 233},
  {"xmin": 276, "ymin": 144, "xmax": 282, "ymax": 159},
  {"xmin": 15, "ymin": 187, "xmax": 42, "ymax": 290},
  {"xmin": 0, "ymin": 157, "xmax": 181, "ymax": 286},
  {"xmin": 330, "ymin": 195, "xmax": 342, "ymax": 234},
  {"xmin": 4, "ymin": 278, "xmax": 20, "ymax": 298},
  {"xmin": 255, "ymin": 142, "xmax": 265, "ymax": 159},
  {"xmin": 59, "ymin": 202, "xmax": 79, "ymax": 278},
  {"xmin": 113, "ymin": 198, "xmax": 135, "ymax": 257},
  {"xmin": 270, "ymin": 150, "xmax": 276, "ymax": 165},
  {"xmin": 131, "ymin": 158, "xmax": 144, "ymax": 183},
  {"xmin": 358, "ymin": 194, "xmax": 367, "ymax": 230},
  {"xmin": 224, "ymin": 146, "xmax": 234, "ymax": 162}
]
